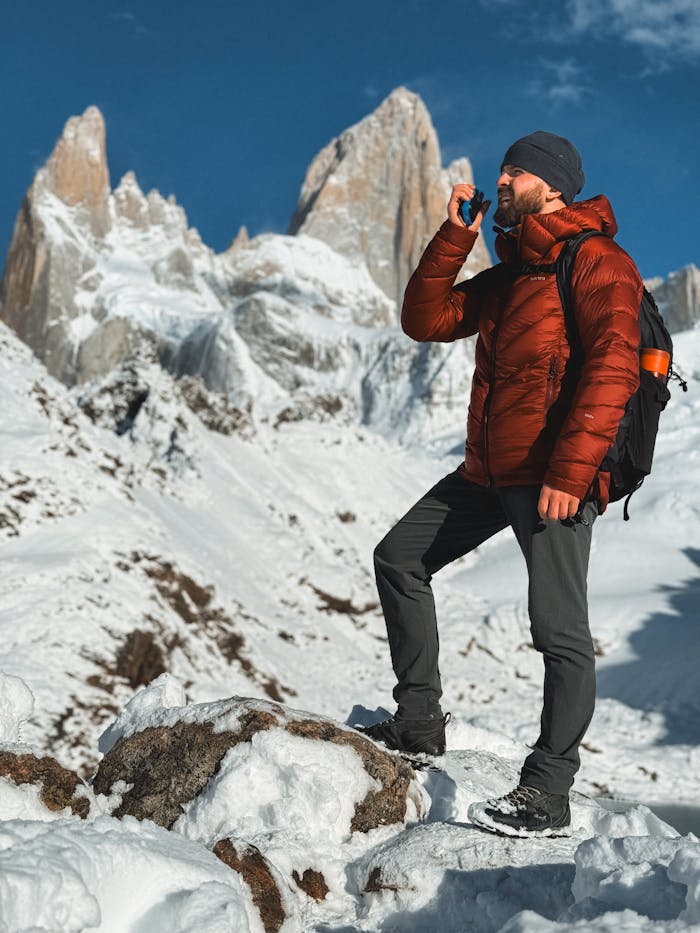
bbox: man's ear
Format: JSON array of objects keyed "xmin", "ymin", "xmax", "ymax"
[{"xmin": 545, "ymin": 185, "xmax": 563, "ymax": 203}]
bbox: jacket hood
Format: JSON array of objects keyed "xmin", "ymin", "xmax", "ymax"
[{"xmin": 495, "ymin": 195, "xmax": 619, "ymax": 265}]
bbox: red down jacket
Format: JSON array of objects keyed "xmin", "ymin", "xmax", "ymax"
[{"xmin": 401, "ymin": 195, "xmax": 642, "ymax": 510}]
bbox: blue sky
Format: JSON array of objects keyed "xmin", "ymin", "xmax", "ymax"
[{"xmin": 1, "ymin": 0, "xmax": 698, "ymax": 279}]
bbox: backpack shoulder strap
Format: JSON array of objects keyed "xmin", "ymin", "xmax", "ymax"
[{"xmin": 555, "ymin": 229, "xmax": 610, "ymax": 362}]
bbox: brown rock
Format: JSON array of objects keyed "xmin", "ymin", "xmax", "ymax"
[
  {"xmin": 214, "ymin": 838, "xmax": 286, "ymax": 933},
  {"xmin": 93, "ymin": 707, "xmax": 282, "ymax": 826},
  {"xmin": 292, "ymin": 868, "xmax": 329, "ymax": 901},
  {"xmin": 93, "ymin": 698, "xmax": 420, "ymax": 837},
  {"xmin": 0, "ymin": 751, "xmax": 90, "ymax": 818}
]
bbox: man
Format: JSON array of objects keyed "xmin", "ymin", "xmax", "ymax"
[{"xmin": 359, "ymin": 131, "xmax": 641, "ymax": 836}]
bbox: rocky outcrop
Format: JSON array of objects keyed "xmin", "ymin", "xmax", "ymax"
[
  {"xmin": 288, "ymin": 87, "xmax": 491, "ymax": 307},
  {"xmin": 0, "ymin": 93, "xmax": 479, "ymax": 441},
  {"xmin": 174, "ymin": 230, "xmax": 475, "ymax": 440},
  {"xmin": 42, "ymin": 106, "xmax": 111, "ymax": 238},
  {"xmin": 227, "ymin": 225, "xmax": 250, "ymax": 252},
  {"xmin": 647, "ymin": 265, "xmax": 700, "ymax": 333},
  {"xmin": 0, "ymin": 108, "xmax": 115, "ymax": 382},
  {"xmin": 0, "ymin": 107, "xmax": 219, "ymax": 386},
  {"xmin": 93, "ymin": 697, "xmax": 418, "ymax": 832},
  {"xmin": 91, "ymin": 694, "xmax": 426, "ymax": 914}
]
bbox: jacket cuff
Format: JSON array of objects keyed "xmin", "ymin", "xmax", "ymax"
[
  {"xmin": 542, "ymin": 469, "xmax": 593, "ymax": 502},
  {"xmin": 438, "ymin": 220, "xmax": 479, "ymax": 251}
]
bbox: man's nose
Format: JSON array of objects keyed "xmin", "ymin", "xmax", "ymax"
[{"xmin": 497, "ymin": 171, "xmax": 512, "ymax": 187}]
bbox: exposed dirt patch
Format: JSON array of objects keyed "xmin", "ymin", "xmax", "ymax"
[
  {"xmin": 301, "ymin": 579, "xmax": 378, "ymax": 617},
  {"xmin": 214, "ymin": 839, "xmax": 286, "ymax": 933},
  {"xmin": 292, "ymin": 868, "xmax": 329, "ymax": 901},
  {"xmin": 126, "ymin": 551, "xmax": 295, "ymax": 700},
  {"xmin": 114, "ymin": 629, "xmax": 167, "ymax": 689},
  {"xmin": 179, "ymin": 376, "xmax": 253, "ymax": 437},
  {"xmin": 364, "ymin": 866, "xmax": 401, "ymax": 893},
  {"xmin": 273, "ymin": 394, "xmax": 345, "ymax": 430}
]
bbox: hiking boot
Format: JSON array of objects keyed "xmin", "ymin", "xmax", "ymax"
[
  {"xmin": 356, "ymin": 712, "xmax": 450, "ymax": 757},
  {"xmin": 468, "ymin": 784, "xmax": 571, "ymax": 837}
]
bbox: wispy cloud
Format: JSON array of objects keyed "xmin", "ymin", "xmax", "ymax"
[
  {"xmin": 108, "ymin": 11, "xmax": 149, "ymax": 37},
  {"xmin": 524, "ymin": 57, "xmax": 595, "ymax": 108},
  {"xmin": 565, "ymin": 0, "xmax": 700, "ymax": 62}
]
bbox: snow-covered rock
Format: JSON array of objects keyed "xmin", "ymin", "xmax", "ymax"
[
  {"xmin": 0, "ymin": 106, "xmax": 224, "ymax": 386},
  {"xmin": 94, "ymin": 693, "xmax": 426, "ymax": 906},
  {"xmin": 0, "ymin": 750, "xmax": 91, "ymax": 822}
]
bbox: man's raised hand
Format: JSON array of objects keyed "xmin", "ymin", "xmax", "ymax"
[{"xmin": 448, "ymin": 184, "xmax": 491, "ymax": 232}]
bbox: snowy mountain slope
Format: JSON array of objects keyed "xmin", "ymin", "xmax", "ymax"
[
  {"xmin": 0, "ymin": 319, "xmax": 452, "ymax": 772},
  {"xmin": 3, "ymin": 316, "xmax": 700, "ymax": 931},
  {"xmin": 2, "ymin": 318, "xmax": 700, "ymax": 815}
]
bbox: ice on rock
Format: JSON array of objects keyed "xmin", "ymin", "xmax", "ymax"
[
  {"xmin": 0, "ymin": 672, "xmax": 35, "ymax": 743},
  {"xmin": 98, "ymin": 672, "xmax": 186, "ymax": 754}
]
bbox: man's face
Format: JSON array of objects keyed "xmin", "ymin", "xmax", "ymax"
[{"xmin": 493, "ymin": 165, "xmax": 549, "ymax": 228}]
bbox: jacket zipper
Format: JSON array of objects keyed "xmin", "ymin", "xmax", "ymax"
[
  {"xmin": 483, "ymin": 307, "xmax": 507, "ymax": 486},
  {"xmin": 545, "ymin": 355, "xmax": 558, "ymax": 409}
]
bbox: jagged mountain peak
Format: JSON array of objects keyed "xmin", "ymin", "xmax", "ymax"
[
  {"xmin": 288, "ymin": 87, "xmax": 491, "ymax": 306},
  {"xmin": 38, "ymin": 105, "xmax": 111, "ymax": 237}
]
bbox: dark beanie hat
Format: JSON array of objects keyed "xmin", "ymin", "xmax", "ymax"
[{"xmin": 501, "ymin": 130, "xmax": 585, "ymax": 205}]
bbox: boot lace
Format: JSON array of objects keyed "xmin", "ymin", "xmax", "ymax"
[{"xmin": 500, "ymin": 785, "xmax": 541, "ymax": 807}]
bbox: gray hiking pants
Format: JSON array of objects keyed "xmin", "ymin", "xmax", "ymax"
[{"xmin": 374, "ymin": 469, "xmax": 598, "ymax": 795}]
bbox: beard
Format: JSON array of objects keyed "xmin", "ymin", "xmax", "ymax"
[{"xmin": 493, "ymin": 183, "xmax": 547, "ymax": 228}]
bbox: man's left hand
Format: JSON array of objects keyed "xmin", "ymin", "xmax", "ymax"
[{"xmin": 538, "ymin": 484, "xmax": 580, "ymax": 521}]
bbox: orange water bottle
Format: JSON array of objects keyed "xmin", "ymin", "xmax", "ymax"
[{"xmin": 640, "ymin": 348, "xmax": 670, "ymax": 380}]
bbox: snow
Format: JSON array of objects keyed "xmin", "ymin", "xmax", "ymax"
[
  {"xmin": 2, "ymin": 245, "xmax": 700, "ymax": 927},
  {"xmin": 98, "ymin": 672, "xmax": 186, "ymax": 753},
  {"xmin": 0, "ymin": 817, "xmax": 263, "ymax": 933},
  {"xmin": 0, "ymin": 777, "xmax": 69, "ymax": 823},
  {"xmin": 0, "ymin": 672, "xmax": 34, "ymax": 743},
  {"xmin": 2, "ymin": 671, "xmax": 700, "ymax": 931}
]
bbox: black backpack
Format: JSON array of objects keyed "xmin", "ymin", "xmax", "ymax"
[{"xmin": 555, "ymin": 230, "xmax": 687, "ymax": 519}]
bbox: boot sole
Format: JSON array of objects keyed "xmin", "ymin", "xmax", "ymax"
[
  {"xmin": 398, "ymin": 750, "xmax": 445, "ymax": 772},
  {"xmin": 468, "ymin": 804, "xmax": 571, "ymax": 838},
  {"xmin": 361, "ymin": 735, "xmax": 445, "ymax": 771}
]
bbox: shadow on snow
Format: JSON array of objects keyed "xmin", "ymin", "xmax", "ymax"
[{"xmin": 596, "ymin": 546, "xmax": 700, "ymax": 745}]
